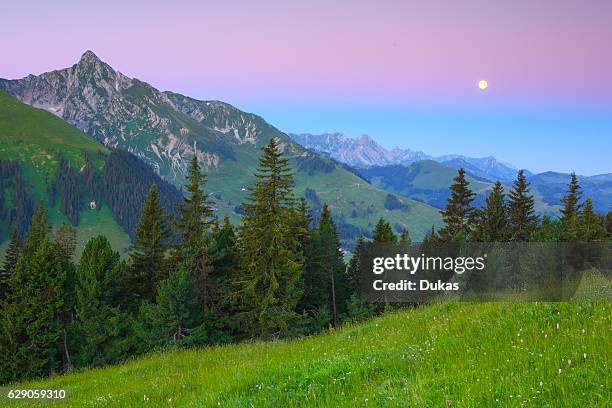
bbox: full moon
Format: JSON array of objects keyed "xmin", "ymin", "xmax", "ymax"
[{"xmin": 478, "ymin": 80, "xmax": 488, "ymax": 90}]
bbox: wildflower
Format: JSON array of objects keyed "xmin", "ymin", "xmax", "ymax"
[
  {"xmin": 568, "ymin": 359, "xmax": 572, "ymax": 366},
  {"xmin": 558, "ymin": 369, "xmax": 562, "ymax": 374},
  {"xmin": 584, "ymin": 353, "xmax": 588, "ymax": 359},
  {"xmin": 144, "ymin": 395, "xmax": 150, "ymax": 401}
]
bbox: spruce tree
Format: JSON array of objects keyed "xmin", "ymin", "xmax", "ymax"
[
  {"xmin": 295, "ymin": 199, "xmax": 326, "ymax": 316},
  {"xmin": 439, "ymin": 168, "xmax": 476, "ymax": 241},
  {"xmin": 479, "ymin": 181, "xmax": 508, "ymax": 241},
  {"xmin": 559, "ymin": 172, "xmax": 582, "ymax": 241},
  {"xmin": 507, "ymin": 170, "xmax": 538, "ymax": 241},
  {"xmin": 316, "ymin": 203, "xmax": 347, "ymax": 327},
  {"xmin": 372, "ymin": 217, "xmax": 397, "ymax": 243},
  {"xmin": 174, "ymin": 157, "xmax": 215, "ymax": 312},
  {"xmin": 134, "ymin": 268, "xmax": 203, "ymax": 352},
  {"xmin": 8, "ymin": 239, "xmax": 68, "ymax": 380},
  {"xmin": 130, "ymin": 184, "xmax": 171, "ymax": 301},
  {"xmin": 21, "ymin": 201, "xmax": 51, "ymax": 258},
  {"xmin": 578, "ymin": 198, "xmax": 606, "ymax": 242},
  {"xmin": 234, "ymin": 137, "xmax": 304, "ymax": 336},
  {"xmin": 0, "ymin": 227, "xmax": 21, "ymax": 300},
  {"xmin": 561, "ymin": 172, "xmax": 581, "ymax": 221},
  {"xmin": 607, "ymin": 211, "xmax": 612, "ymax": 238},
  {"xmin": 74, "ymin": 236, "xmax": 130, "ymax": 367},
  {"xmin": 399, "ymin": 227, "xmax": 411, "ymax": 245},
  {"xmin": 346, "ymin": 235, "xmax": 365, "ymax": 298},
  {"xmin": 344, "ymin": 235, "xmax": 373, "ymax": 322},
  {"xmin": 208, "ymin": 216, "xmax": 238, "ymax": 313}
]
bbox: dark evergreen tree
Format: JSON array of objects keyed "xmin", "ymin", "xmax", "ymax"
[
  {"xmin": 346, "ymin": 235, "xmax": 365, "ymax": 298},
  {"xmin": 399, "ymin": 227, "xmax": 411, "ymax": 245},
  {"xmin": 74, "ymin": 236, "xmax": 130, "ymax": 367},
  {"xmin": 316, "ymin": 203, "xmax": 347, "ymax": 327},
  {"xmin": 475, "ymin": 181, "xmax": 508, "ymax": 242},
  {"xmin": 295, "ymin": 199, "xmax": 326, "ymax": 317},
  {"xmin": 561, "ymin": 172, "xmax": 581, "ymax": 222},
  {"xmin": 135, "ymin": 269, "xmax": 229, "ymax": 352},
  {"xmin": 5, "ymin": 237, "xmax": 68, "ymax": 381},
  {"xmin": 372, "ymin": 217, "xmax": 397, "ymax": 243},
  {"xmin": 439, "ymin": 168, "xmax": 476, "ymax": 241},
  {"xmin": 21, "ymin": 201, "xmax": 51, "ymax": 258},
  {"xmin": 0, "ymin": 227, "xmax": 21, "ymax": 300},
  {"xmin": 607, "ymin": 211, "xmax": 612, "ymax": 238},
  {"xmin": 344, "ymin": 235, "xmax": 374, "ymax": 322},
  {"xmin": 130, "ymin": 184, "xmax": 172, "ymax": 302},
  {"xmin": 234, "ymin": 138, "xmax": 304, "ymax": 337},
  {"xmin": 578, "ymin": 198, "xmax": 606, "ymax": 242},
  {"xmin": 530, "ymin": 216, "xmax": 563, "ymax": 242},
  {"xmin": 208, "ymin": 216, "xmax": 239, "ymax": 314},
  {"xmin": 173, "ymin": 156, "xmax": 215, "ymax": 312},
  {"xmin": 507, "ymin": 170, "xmax": 538, "ymax": 241}
]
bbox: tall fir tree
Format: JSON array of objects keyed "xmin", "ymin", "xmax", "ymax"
[
  {"xmin": 578, "ymin": 198, "xmax": 606, "ymax": 242},
  {"xmin": 561, "ymin": 172, "xmax": 582, "ymax": 221},
  {"xmin": 21, "ymin": 201, "xmax": 51, "ymax": 258},
  {"xmin": 439, "ymin": 168, "xmax": 476, "ymax": 241},
  {"xmin": 174, "ymin": 157, "xmax": 215, "ymax": 312},
  {"xmin": 4, "ymin": 223, "xmax": 69, "ymax": 381},
  {"xmin": 130, "ymin": 184, "xmax": 171, "ymax": 302},
  {"xmin": 607, "ymin": 211, "xmax": 612, "ymax": 238},
  {"xmin": 234, "ymin": 137, "xmax": 304, "ymax": 337},
  {"xmin": 74, "ymin": 236, "xmax": 130, "ymax": 367},
  {"xmin": 507, "ymin": 170, "xmax": 538, "ymax": 241},
  {"xmin": 316, "ymin": 203, "xmax": 347, "ymax": 328},
  {"xmin": 474, "ymin": 181, "xmax": 508, "ymax": 242},
  {"xmin": 0, "ymin": 226, "xmax": 21, "ymax": 300},
  {"xmin": 295, "ymin": 199, "xmax": 326, "ymax": 316},
  {"xmin": 372, "ymin": 217, "xmax": 397, "ymax": 243},
  {"xmin": 399, "ymin": 227, "xmax": 411, "ymax": 245}
]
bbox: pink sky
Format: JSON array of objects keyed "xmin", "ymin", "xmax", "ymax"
[
  {"xmin": 2, "ymin": 1, "xmax": 611, "ymax": 106},
  {"xmin": 1, "ymin": 1, "xmax": 611, "ymax": 174}
]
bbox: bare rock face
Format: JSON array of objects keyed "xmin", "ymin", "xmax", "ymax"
[
  {"xmin": 0, "ymin": 51, "xmax": 296, "ymax": 185},
  {"xmin": 289, "ymin": 132, "xmax": 431, "ymax": 168}
]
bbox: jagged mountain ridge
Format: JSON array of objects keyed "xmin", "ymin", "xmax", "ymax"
[
  {"xmin": 0, "ymin": 51, "xmax": 442, "ymax": 243},
  {"xmin": 289, "ymin": 132, "xmax": 526, "ymax": 182}
]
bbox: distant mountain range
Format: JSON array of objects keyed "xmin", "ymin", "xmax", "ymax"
[
  {"xmin": 358, "ymin": 163, "xmax": 612, "ymax": 215},
  {"xmin": 289, "ymin": 132, "xmax": 530, "ymax": 182},
  {"xmin": 0, "ymin": 51, "xmax": 441, "ymax": 246}
]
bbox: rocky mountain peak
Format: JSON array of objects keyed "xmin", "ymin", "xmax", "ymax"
[{"xmin": 79, "ymin": 50, "xmax": 101, "ymax": 64}]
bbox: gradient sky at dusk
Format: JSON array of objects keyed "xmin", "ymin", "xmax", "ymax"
[{"xmin": 1, "ymin": 0, "xmax": 611, "ymax": 174}]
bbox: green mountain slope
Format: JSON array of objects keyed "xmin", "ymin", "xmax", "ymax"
[
  {"xmin": 358, "ymin": 161, "xmax": 604, "ymax": 218},
  {"xmin": 12, "ymin": 281, "xmax": 610, "ymax": 406},
  {"xmin": 0, "ymin": 51, "xmax": 442, "ymax": 243},
  {"xmin": 359, "ymin": 160, "xmax": 492, "ymax": 209},
  {"xmin": 0, "ymin": 91, "xmax": 181, "ymax": 257},
  {"xmin": 0, "ymin": 90, "xmax": 129, "ymax": 253}
]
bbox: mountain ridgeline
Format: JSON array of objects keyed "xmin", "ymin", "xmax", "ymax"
[
  {"xmin": 289, "ymin": 132, "xmax": 526, "ymax": 182},
  {"xmin": 0, "ymin": 51, "xmax": 442, "ymax": 244}
]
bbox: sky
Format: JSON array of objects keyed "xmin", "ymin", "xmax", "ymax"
[{"xmin": 1, "ymin": 0, "xmax": 611, "ymax": 175}]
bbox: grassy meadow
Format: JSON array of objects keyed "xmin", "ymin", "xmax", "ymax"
[{"xmin": 5, "ymin": 294, "xmax": 610, "ymax": 407}]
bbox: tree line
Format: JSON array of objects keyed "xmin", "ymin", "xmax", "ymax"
[
  {"xmin": 1, "ymin": 139, "xmax": 610, "ymax": 384},
  {"xmin": 430, "ymin": 168, "xmax": 610, "ymax": 243}
]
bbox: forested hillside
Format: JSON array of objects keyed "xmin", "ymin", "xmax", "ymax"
[{"xmin": 0, "ymin": 91, "xmax": 181, "ymax": 253}]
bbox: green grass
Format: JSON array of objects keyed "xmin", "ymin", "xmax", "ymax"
[{"xmin": 6, "ymin": 298, "xmax": 610, "ymax": 407}]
